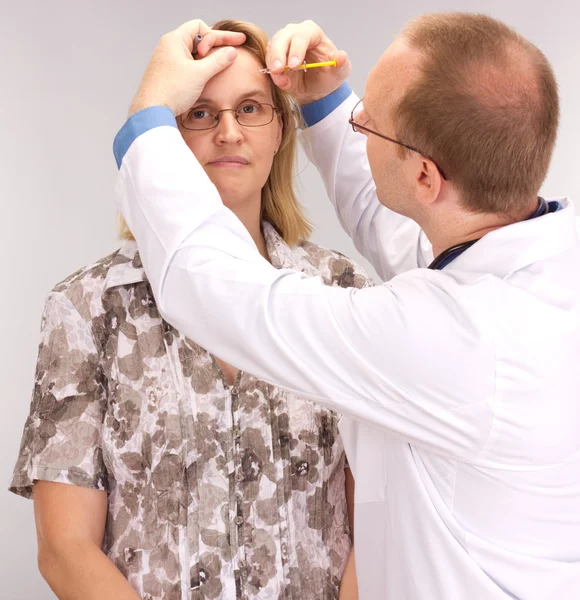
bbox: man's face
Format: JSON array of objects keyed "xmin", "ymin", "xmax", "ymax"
[
  {"xmin": 177, "ymin": 48, "xmax": 282, "ymax": 210},
  {"xmin": 360, "ymin": 40, "xmax": 425, "ymax": 218}
]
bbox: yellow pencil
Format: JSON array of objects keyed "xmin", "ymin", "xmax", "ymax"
[{"xmin": 259, "ymin": 58, "xmax": 337, "ymax": 74}]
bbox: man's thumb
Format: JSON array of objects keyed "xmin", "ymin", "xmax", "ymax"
[
  {"xmin": 198, "ymin": 47, "xmax": 238, "ymax": 79},
  {"xmin": 335, "ymin": 50, "xmax": 351, "ymax": 77}
]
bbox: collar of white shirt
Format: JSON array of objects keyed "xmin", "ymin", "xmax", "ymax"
[{"xmin": 447, "ymin": 197, "xmax": 576, "ymax": 277}]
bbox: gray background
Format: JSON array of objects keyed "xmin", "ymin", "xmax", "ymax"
[{"xmin": 1, "ymin": 0, "xmax": 578, "ymax": 597}]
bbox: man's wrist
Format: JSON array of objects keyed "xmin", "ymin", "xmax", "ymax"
[
  {"xmin": 300, "ymin": 82, "xmax": 353, "ymax": 128},
  {"xmin": 298, "ymin": 87, "xmax": 342, "ymax": 106},
  {"xmin": 114, "ymin": 106, "xmax": 178, "ymax": 168},
  {"xmin": 129, "ymin": 94, "xmax": 173, "ymax": 118}
]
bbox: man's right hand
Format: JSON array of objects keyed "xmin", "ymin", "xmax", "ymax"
[
  {"xmin": 266, "ymin": 21, "xmax": 351, "ymax": 105},
  {"xmin": 129, "ymin": 20, "xmax": 245, "ymax": 117}
]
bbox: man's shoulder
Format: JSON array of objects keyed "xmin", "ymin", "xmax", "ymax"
[{"xmin": 298, "ymin": 240, "xmax": 374, "ymax": 289}]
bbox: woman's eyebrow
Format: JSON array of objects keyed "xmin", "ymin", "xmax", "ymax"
[
  {"xmin": 236, "ymin": 89, "xmax": 269, "ymax": 101},
  {"xmin": 195, "ymin": 89, "xmax": 270, "ymax": 106}
]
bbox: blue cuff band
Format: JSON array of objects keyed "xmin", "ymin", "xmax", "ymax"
[
  {"xmin": 300, "ymin": 82, "xmax": 352, "ymax": 127},
  {"xmin": 113, "ymin": 106, "xmax": 177, "ymax": 168}
]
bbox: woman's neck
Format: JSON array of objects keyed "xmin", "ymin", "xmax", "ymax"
[{"xmin": 228, "ymin": 197, "xmax": 270, "ymax": 262}]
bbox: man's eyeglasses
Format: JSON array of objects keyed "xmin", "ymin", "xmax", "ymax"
[
  {"xmin": 181, "ymin": 101, "xmax": 281, "ymax": 131},
  {"xmin": 348, "ymin": 99, "xmax": 448, "ymax": 180}
]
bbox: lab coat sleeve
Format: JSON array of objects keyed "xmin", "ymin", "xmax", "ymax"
[
  {"xmin": 299, "ymin": 92, "xmax": 434, "ymax": 280},
  {"xmin": 116, "ymin": 124, "xmax": 493, "ymax": 459}
]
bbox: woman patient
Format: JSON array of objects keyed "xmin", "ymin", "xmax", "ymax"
[{"xmin": 10, "ymin": 19, "xmax": 368, "ymax": 600}]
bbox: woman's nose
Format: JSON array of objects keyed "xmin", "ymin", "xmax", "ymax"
[{"xmin": 215, "ymin": 111, "xmax": 244, "ymax": 143}]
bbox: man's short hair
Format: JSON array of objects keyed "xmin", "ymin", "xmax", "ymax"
[{"xmin": 396, "ymin": 12, "xmax": 559, "ymax": 215}]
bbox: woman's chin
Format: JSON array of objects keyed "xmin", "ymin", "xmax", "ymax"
[
  {"xmin": 204, "ymin": 171, "xmax": 265, "ymax": 209},
  {"xmin": 208, "ymin": 172, "xmax": 246, "ymax": 192},
  {"xmin": 215, "ymin": 185, "xmax": 254, "ymax": 210}
]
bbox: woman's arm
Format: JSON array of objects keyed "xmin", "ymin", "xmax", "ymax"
[
  {"xmin": 339, "ymin": 551, "xmax": 358, "ymax": 600},
  {"xmin": 345, "ymin": 467, "xmax": 355, "ymax": 536},
  {"xmin": 34, "ymin": 481, "xmax": 140, "ymax": 600},
  {"xmin": 339, "ymin": 467, "xmax": 358, "ymax": 600}
]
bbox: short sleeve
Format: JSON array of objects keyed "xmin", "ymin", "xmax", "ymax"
[
  {"xmin": 9, "ymin": 291, "xmax": 108, "ymax": 499},
  {"xmin": 329, "ymin": 254, "xmax": 375, "ymax": 291}
]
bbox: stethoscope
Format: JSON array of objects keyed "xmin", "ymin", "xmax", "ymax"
[{"xmin": 428, "ymin": 198, "xmax": 553, "ymax": 271}]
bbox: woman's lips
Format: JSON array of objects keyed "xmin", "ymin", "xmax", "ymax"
[{"xmin": 208, "ymin": 155, "xmax": 249, "ymax": 167}]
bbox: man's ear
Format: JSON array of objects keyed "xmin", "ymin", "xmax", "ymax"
[{"xmin": 416, "ymin": 157, "xmax": 442, "ymax": 207}]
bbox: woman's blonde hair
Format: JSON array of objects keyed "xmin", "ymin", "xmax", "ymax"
[{"xmin": 119, "ymin": 19, "xmax": 311, "ymax": 246}]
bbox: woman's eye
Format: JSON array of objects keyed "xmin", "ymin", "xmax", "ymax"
[
  {"xmin": 191, "ymin": 109, "xmax": 211, "ymax": 119},
  {"xmin": 239, "ymin": 103, "xmax": 260, "ymax": 114}
]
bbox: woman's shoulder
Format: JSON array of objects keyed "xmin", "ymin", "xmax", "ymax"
[
  {"xmin": 44, "ymin": 243, "xmax": 146, "ymax": 324},
  {"xmin": 52, "ymin": 244, "xmax": 141, "ymax": 293},
  {"xmin": 297, "ymin": 240, "xmax": 375, "ymax": 289}
]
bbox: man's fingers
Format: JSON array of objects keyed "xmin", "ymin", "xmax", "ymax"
[
  {"xmin": 289, "ymin": 21, "xmax": 327, "ymax": 64},
  {"xmin": 287, "ymin": 35, "xmax": 310, "ymax": 69},
  {"xmin": 270, "ymin": 72, "xmax": 291, "ymax": 89},
  {"xmin": 267, "ymin": 27, "xmax": 294, "ymax": 72},
  {"xmin": 334, "ymin": 50, "xmax": 351, "ymax": 74},
  {"xmin": 174, "ymin": 19, "xmax": 211, "ymax": 50},
  {"xmin": 267, "ymin": 21, "xmax": 333, "ymax": 72},
  {"xmin": 196, "ymin": 30, "xmax": 246, "ymax": 57},
  {"xmin": 196, "ymin": 46, "xmax": 238, "ymax": 80},
  {"xmin": 172, "ymin": 20, "xmax": 245, "ymax": 55}
]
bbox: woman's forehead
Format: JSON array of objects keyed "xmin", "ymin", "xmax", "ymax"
[{"xmin": 201, "ymin": 47, "xmax": 272, "ymax": 101}]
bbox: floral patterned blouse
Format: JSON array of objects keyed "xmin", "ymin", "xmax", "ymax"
[{"xmin": 10, "ymin": 222, "xmax": 371, "ymax": 600}]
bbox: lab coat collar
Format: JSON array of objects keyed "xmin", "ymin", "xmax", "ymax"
[{"xmin": 446, "ymin": 197, "xmax": 578, "ymax": 278}]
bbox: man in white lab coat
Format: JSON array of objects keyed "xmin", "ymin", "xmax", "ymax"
[{"xmin": 115, "ymin": 13, "xmax": 580, "ymax": 600}]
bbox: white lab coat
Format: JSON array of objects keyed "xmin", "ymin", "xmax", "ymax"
[{"xmin": 116, "ymin": 95, "xmax": 580, "ymax": 599}]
